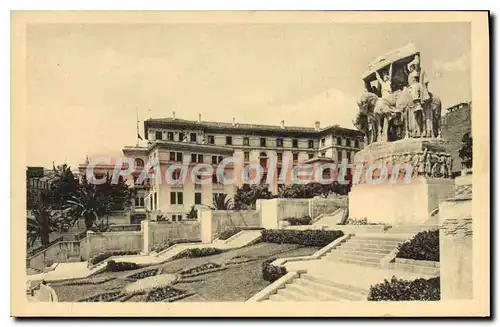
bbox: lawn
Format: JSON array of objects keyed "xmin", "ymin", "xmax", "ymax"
[{"xmin": 50, "ymin": 243, "xmax": 319, "ymax": 302}]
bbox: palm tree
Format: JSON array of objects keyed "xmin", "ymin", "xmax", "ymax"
[
  {"xmin": 211, "ymin": 193, "xmax": 234, "ymax": 210},
  {"xmin": 67, "ymin": 183, "xmax": 112, "ymax": 231}
]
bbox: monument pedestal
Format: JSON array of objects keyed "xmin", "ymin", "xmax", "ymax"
[{"xmin": 349, "ymin": 138, "xmax": 455, "ymax": 225}]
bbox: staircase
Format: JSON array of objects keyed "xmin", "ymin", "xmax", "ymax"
[
  {"xmin": 264, "ymin": 274, "xmax": 368, "ymax": 301},
  {"xmin": 322, "ymin": 235, "xmax": 407, "ymax": 267}
]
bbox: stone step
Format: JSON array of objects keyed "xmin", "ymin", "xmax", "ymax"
[
  {"xmin": 302, "ymin": 274, "xmax": 369, "ymax": 295},
  {"xmin": 275, "ymin": 285, "xmax": 312, "ymax": 301},
  {"xmin": 341, "ymin": 242, "xmax": 398, "ymax": 251},
  {"xmin": 296, "ymin": 276, "xmax": 366, "ymax": 300},
  {"xmin": 281, "ymin": 284, "xmax": 317, "ymax": 301},
  {"xmin": 268, "ymin": 293, "xmax": 287, "ymax": 301},
  {"xmin": 336, "ymin": 245, "xmax": 393, "ymax": 254},
  {"xmin": 323, "ymin": 256, "xmax": 380, "ymax": 267},
  {"xmin": 326, "ymin": 253, "xmax": 382, "ymax": 263},
  {"xmin": 348, "ymin": 238, "xmax": 403, "ymax": 245},
  {"xmin": 392, "ymin": 262, "xmax": 440, "ymax": 276},
  {"xmin": 333, "ymin": 249, "xmax": 387, "ymax": 259},
  {"xmin": 353, "ymin": 236, "xmax": 408, "ymax": 242}
]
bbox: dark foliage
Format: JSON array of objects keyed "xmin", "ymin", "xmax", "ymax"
[
  {"xmin": 218, "ymin": 228, "xmax": 243, "ymax": 240},
  {"xmin": 88, "ymin": 250, "xmax": 140, "ymax": 266},
  {"xmin": 261, "ymin": 229, "xmax": 344, "ymax": 247},
  {"xmin": 146, "ymin": 286, "xmax": 186, "ymax": 302},
  {"xmin": 262, "ymin": 259, "xmax": 287, "ymax": 282},
  {"xmin": 396, "ymin": 230, "xmax": 439, "ymax": 262},
  {"xmin": 458, "ymin": 132, "xmax": 473, "ymax": 169},
  {"xmin": 233, "ymin": 184, "xmax": 273, "ymax": 210},
  {"xmin": 180, "ymin": 263, "xmax": 221, "ymax": 276},
  {"xmin": 126, "ymin": 268, "xmax": 160, "ymax": 281},
  {"xmin": 277, "ymin": 182, "xmax": 350, "ymax": 199},
  {"xmin": 105, "ymin": 260, "xmax": 140, "ymax": 272},
  {"xmin": 283, "ymin": 215, "xmax": 312, "ymax": 226},
  {"xmin": 150, "ymin": 239, "xmax": 201, "ymax": 253},
  {"xmin": 178, "ymin": 247, "xmax": 224, "ymax": 258},
  {"xmin": 79, "ymin": 290, "xmax": 122, "ymax": 302},
  {"xmin": 368, "ymin": 276, "xmax": 440, "ymax": 301}
]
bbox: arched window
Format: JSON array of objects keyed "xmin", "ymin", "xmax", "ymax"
[
  {"xmin": 259, "ymin": 152, "xmax": 268, "ymax": 168},
  {"xmin": 135, "ymin": 158, "xmax": 145, "ymax": 167}
]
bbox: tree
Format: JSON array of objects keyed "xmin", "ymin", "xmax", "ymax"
[
  {"xmin": 27, "ymin": 189, "xmax": 71, "ymax": 247},
  {"xmin": 49, "ymin": 164, "xmax": 79, "ymax": 210},
  {"xmin": 211, "ymin": 193, "xmax": 234, "ymax": 210},
  {"xmin": 233, "ymin": 184, "xmax": 273, "ymax": 210},
  {"xmin": 458, "ymin": 132, "xmax": 473, "ymax": 169},
  {"xmin": 66, "ymin": 174, "xmax": 135, "ymax": 231}
]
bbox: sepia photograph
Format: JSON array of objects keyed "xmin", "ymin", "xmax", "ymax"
[{"xmin": 11, "ymin": 10, "xmax": 490, "ymax": 317}]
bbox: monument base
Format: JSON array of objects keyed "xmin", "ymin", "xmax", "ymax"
[
  {"xmin": 349, "ymin": 177, "xmax": 455, "ymax": 225},
  {"xmin": 349, "ymin": 138, "xmax": 455, "ymax": 225}
]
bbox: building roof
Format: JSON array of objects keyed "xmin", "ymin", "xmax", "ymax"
[
  {"xmin": 144, "ymin": 117, "xmax": 363, "ymax": 138},
  {"xmin": 149, "ymin": 140, "xmax": 235, "ymax": 155}
]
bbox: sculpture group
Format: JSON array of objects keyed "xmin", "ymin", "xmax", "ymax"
[{"xmin": 354, "ymin": 44, "xmax": 442, "ymax": 144}]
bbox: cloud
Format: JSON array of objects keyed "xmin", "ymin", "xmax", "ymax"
[{"xmin": 433, "ymin": 51, "xmax": 471, "ymax": 73}]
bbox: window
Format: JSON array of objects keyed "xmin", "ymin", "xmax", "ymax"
[
  {"xmin": 155, "ymin": 131, "xmax": 163, "ymax": 140},
  {"xmin": 195, "ymin": 192, "xmax": 202, "ymax": 205},
  {"xmin": 212, "ymin": 174, "xmax": 218, "ymax": 184},
  {"xmin": 198, "ymin": 154, "xmax": 203, "ymax": 163},
  {"xmin": 277, "ymin": 152, "xmax": 283, "ymax": 162},
  {"xmin": 346, "ymin": 139, "xmax": 351, "ymax": 147},
  {"xmin": 170, "ymin": 152, "xmax": 176, "ymax": 161},
  {"xmin": 293, "ymin": 153, "xmax": 299, "ymax": 162},
  {"xmin": 190, "ymin": 133, "xmax": 197, "ymax": 142},
  {"xmin": 337, "ymin": 150, "xmax": 343, "ymax": 161},
  {"xmin": 244, "ymin": 152, "xmax": 250, "ymax": 161},
  {"xmin": 191, "ymin": 154, "xmax": 203, "ymax": 163},
  {"xmin": 308, "ymin": 140, "xmax": 314, "ymax": 149},
  {"xmin": 355, "ymin": 139, "xmax": 360, "ymax": 148},
  {"xmin": 172, "ymin": 214, "xmax": 183, "ymax": 222},
  {"xmin": 276, "ymin": 138, "xmax": 283, "ymax": 147},
  {"xmin": 292, "ymin": 139, "xmax": 298, "ymax": 148},
  {"xmin": 321, "ymin": 152, "xmax": 326, "ymax": 157},
  {"xmin": 153, "ymin": 192, "xmax": 157, "ymax": 211},
  {"xmin": 167, "ymin": 132, "xmax": 174, "ymax": 140},
  {"xmin": 208, "ymin": 135, "xmax": 215, "ymax": 144},
  {"xmin": 212, "ymin": 156, "xmax": 218, "ymax": 165},
  {"xmin": 176, "ymin": 152, "xmax": 183, "ymax": 162},
  {"xmin": 172, "ymin": 168, "xmax": 181, "ymax": 180},
  {"xmin": 322, "ymin": 168, "xmax": 331, "ymax": 179},
  {"xmin": 226, "ymin": 136, "xmax": 232, "ymax": 145},
  {"xmin": 259, "ymin": 152, "xmax": 268, "ymax": 168},
  {"xmin": 347, "ymin": 152, "xmax": 352, "ymax": 162},
  {"xmin": 337, "ymin": 137, "xmax": 342, "ymax": 145},
  {"xmin": 191, "ymin": 153, "xmax": 197, "ymax": 163},
  {"xmin": 308, "ymin": 153, "xmax": 314, "ymax": 159},
  {"xmin": 321, "ymin": 138, "xmax": 326, "ymax": 147},
  {"xmin": 179, "ymin": 132, "xmax": 185, "ymax": 141},
  {"xmin": 218, "ymin": 156, "xmax": 224, "ymax": 164},
  {"xmin": 260, "ymin": 138, "xmax": 267, "ymax": 147},
  {"xmin": 243, "ymin": 137, "xmax": 250, "ymax": 146},
  {"xmin": 135, "ymin": 196, "xmax": 144, "ymax": 208},
  {"xmin": 135, "ymin": 158, "xmax": 144, "ymax": 167},
  {"xmin": 170, "ymin": 192, "xmax": 183, "ymax": 205}
]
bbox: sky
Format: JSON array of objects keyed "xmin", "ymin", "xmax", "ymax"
[{"xmin": 25, "ymin": 22, "xmax": 471, "ymax": 168}]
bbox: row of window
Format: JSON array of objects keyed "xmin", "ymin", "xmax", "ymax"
[{"xmin": 154, "ymin": 130, "xmax": 361, "ymax": 149}]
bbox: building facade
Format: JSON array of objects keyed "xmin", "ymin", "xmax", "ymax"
[
  {"xmin": 441, "ymin": 102, "xmax": 472, "ymax": 175},
  {"xmin": 117, "ymin": 115, "xmax": 364, "ymax": 222}
]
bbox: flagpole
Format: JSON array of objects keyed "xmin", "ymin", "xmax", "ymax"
[{"xmin": 136, "ymin": 107, "xmax": 140, "ymax": 147}]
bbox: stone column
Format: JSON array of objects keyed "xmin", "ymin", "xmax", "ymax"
[
  {"xmin": 439, "ymin": 193, "xmax": 473, "ymax": 299},
  {"xmin": 200, "ymin": 209, "xmax": 213, "ymax": 244},
  {"xmin": 141, "ymin": 220, "xmax": 152, "ymax": 254}
]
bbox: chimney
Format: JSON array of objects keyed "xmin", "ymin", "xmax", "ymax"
[
  {"xmin": 172, "ymin": 111, "xmax": 176, "ymax": 120},
  {"xmin": 198, "ymin": 113, "xmax": 202, "ymax": 123},
  {"xmin": 280, "ymin": 120, "xmax": 285, "ymax": 129},
  {"xmin": 314, "ymin": 121, "xmax": 321, "ymax": 130},
  {"xmin": 232, "ymin": 117, "xmax": 236, "ymax": 127}
]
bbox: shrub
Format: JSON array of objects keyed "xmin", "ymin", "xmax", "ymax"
[
  {"xmin": 88, "ymin": 250, "xmax": 140, "ymax": 266},
  {"xmin": 126, "ymin": 268, "xmax": 160, "ymax": 281},
  {"xmin": 368, "ymin": 276, "xmax": 440, "ymax": 301},
  {"xmin": 146, "ymin": 286, "xmax": 186, "ymax": 302},
  {"xmin": 173, "ymin": 247, "xmax": 223, "ymax": 260},
  {"xmin": 217, "ymin": 228, "xmax": 243, "ymax": 240},
  {"xmin": 396, "ymin": 230, "xmax": 439, "ymax": 261},
  {"xmin": 151, "ymin": 239, "xmax": 201, "ymax": 253},
  {"xmin": 262, "ymin": 259, "xmax": 287, "ymax": 282},
  {"xmin": 261, "ymin": 229, "xmax": 344, "ymax": 247},
  {"xmin": 344, "ymin": 217, "xmax": 385, "ymax": 225},
  {"xmin": 105, "ymin": 260, "xmax": 140, "ymax": 272},
  {"xmin": 283, "ymin": 215, "xmax": 312, "ymax": 226},
  {"xmin": 180, "ymin": 263, "xmax": 221, "ymax": 276}
]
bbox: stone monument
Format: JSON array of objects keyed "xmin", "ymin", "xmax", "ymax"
[{"xmin": 350, "ymin": 43, "xmax": 455, "ymax": 225}]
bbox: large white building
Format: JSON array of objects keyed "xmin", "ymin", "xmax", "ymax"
[{"xmin": 80, "ymin": 115, "xmax": 363, "ymax": 223}]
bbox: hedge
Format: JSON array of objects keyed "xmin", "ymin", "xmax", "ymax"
[
  {"xmin": 88, "ymin": 250, "xmax": 140, "ymax": 266},
  {"xmin": 283, "ymin": 215, "xmax": 312, "ymax": 226},
  {"xmin": 396, "ymin": 230, "xmax": 439, "ymax": 262},
  {"xmin": 368, "ymin": 276, "xmax": 440, "ymax": 301},
  {"xmin": 105, "ymin": 260, "xmax": 140, "ymax": 272},
  {"xmin": 262, "ymin": 259, "xmax": 287, "ymax": 282},
  {"xmin": 217, "ymin": 228, "xmax": 243, "ymax": 240},
  {"xmin": 174, "ymin": 247, "xmax": 223, "ymax": 259},
  {"xmin": 261, "ymin": 229, "xmax": 344, "ymax": 247},
  {"xmin": 151, "ymin": 239, "xmax": 201, "ymax": 253}
]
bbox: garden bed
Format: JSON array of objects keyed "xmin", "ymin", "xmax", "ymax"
[
  {"xmin": 145, "ymin": 286, "xmax": 193, "ymax": 302},
  {"xmin": 179, "ymin": 263, "xmax": 227, "ymax": 278},
  {"xmin": 124, "ymin": 268, "xmax": 161, "ymax": 281},
  {"xmin": 79, "ymin": 290, "xmax": 123, "ymax": 302}
]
